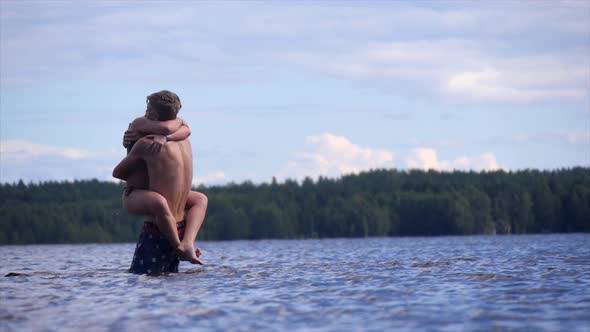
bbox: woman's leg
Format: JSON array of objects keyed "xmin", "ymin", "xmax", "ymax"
[
  {"xmin": 123, "ymin": 189, "xmax": 181, "ymax": 248},
  {"xmin": 176, "ymin": 191, "xmax": 208, "ymax": 264}
]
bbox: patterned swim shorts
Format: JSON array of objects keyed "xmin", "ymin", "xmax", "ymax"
[{"xmin": 128, "ymin": 220, "xmax": 186, "ymax": 274}]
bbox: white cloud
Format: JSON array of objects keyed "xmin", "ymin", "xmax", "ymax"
[
  {"xmin": 510, "ymin": 130, "xmax": 590, "ymax": 145},
  {"xmin": 279, "ymin": 135, "xmax": 504, "ymax": 180},
  {"xmin": 444, "ymin": 59, "xmax": 589, "ymax": 102},
  {"xmin": 404, "ymin": 148, "xmax": 501, "ymax": 171},
  {"xmin": 278, "ymin": 133, "xmax": 394, "ymax": 180},
  {"xmin": 0, "ymin": 140, "xmax": 116, "ymax": 183},
  {"xmin": 285, "ymin": 40, "xmax": 589, "ymax": 102},
  {"xmin": 193, "ymin": 171, "xmax": 226, "ymax": 186},
  {"xmin": 566, "ymin": 131, "xmax": 590, "ymax": 145},
  {"xmin": 0, "ymin": 140, "xmax": 93, "ymax": 160},
  {"xmin": 0, "ymin": 140, "xmax": 230, "ymax": 185},
  {"xmin": 2, "ymin": 2, "xmax": 587, "ymax": 102},
  {"xmin": 405, "ymin": 148, "xmax": 440, "ymax": 170}
]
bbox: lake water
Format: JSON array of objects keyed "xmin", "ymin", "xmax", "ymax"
[{"xmin": 1, "ymin": 234, "xmax": 590, "ymax": 331}]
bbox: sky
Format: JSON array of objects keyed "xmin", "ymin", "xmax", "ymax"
[{"xmin": 1, "ymin": 1, "xmax": 589, "ymax": 186}]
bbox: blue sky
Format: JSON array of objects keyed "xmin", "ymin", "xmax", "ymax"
[{"xmin": 1, "ymin": 1, "xmax": 589, "ymax": 185}]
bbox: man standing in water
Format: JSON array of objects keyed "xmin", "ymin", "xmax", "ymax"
[{"xmin": 113, "ymin": 90, "xmax": 204, "ymax": 274}]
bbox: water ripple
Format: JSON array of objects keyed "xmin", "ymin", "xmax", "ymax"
[{"xmin": 1, "ymin": 234, "xmax": 590, "ymax": 331}]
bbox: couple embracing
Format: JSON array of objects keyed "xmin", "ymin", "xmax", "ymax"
[{"xmin": 113, "ymin": 90, "xmax": 208, "ymax": 275}]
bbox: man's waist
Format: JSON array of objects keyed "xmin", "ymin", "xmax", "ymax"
[{"xmin": 142, "ymin": 220, "xmax": 186, "ymax": 237}]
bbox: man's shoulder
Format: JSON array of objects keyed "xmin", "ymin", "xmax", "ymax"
[
  {"xmin": 166, "ymin": 138, "xmax": 192, "ymax": 154},
  {"xmin": 129, "ymin": 136, "xmax": 157, "ymax": 156},
  {"xmin": 134, "ymin": 136, "xmax": 153, "ymax": 147},
  {"xmin": 130, "ymin": 116, "xmax": 147, "ymax": 128}
]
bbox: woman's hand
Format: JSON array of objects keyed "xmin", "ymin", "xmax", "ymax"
[
  {"xmin": 123, "ymin": 124, "xmax": 141, "ymax": 148},
  {"xmin": 144, "ymin": 135, "xmax": 167, "ymax": 154}
]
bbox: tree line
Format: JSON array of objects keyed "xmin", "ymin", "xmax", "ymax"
[{"xmin": 1, "ymin": 168, "xmax": 589, "ymax": 244}]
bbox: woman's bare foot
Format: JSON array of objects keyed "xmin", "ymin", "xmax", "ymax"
[{"xmin": 175, "ymin": 242, "xmax": 203, "ymax": 265}]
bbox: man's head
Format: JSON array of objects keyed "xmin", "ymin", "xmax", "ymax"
[{"xmin": 145, "ymin": 90, "xmax": 182, "ymax": 121}]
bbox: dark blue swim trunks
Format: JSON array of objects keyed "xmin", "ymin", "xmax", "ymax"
[{"xmin": 129, "ymin": 220, "xmax": 186, "ymax": 274}]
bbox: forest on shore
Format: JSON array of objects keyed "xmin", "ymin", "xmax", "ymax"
[{"xmin": 0, "ymin": 168, "xmax": 589, "ymax": 245}]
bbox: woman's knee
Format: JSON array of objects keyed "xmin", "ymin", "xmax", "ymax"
[
  {"xmin": 196, "ymin": 192, "xmax": 208, "ymax": 207},
  {"xmin": 151, "ymin": 194, "xmax": 170, "ymax": 215},
  {"xmin": 189, "ymin": 192, "xmax": 208, "ymax": 207}
]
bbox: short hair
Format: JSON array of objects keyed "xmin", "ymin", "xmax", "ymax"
[{"xmin": 146, "ymin": 90, "xmax": 182, "ymax": 121}]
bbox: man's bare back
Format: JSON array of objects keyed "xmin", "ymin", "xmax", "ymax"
[{"xmin": 137, "ymin": 137, "xmax": 194, "ymax": 222}]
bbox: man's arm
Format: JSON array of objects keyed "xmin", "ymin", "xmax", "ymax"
[
  {"xmin": 113, "ymin": 137, "xmax": 162, "ymax": 180},
  {"xmin": 112, "ymin": 154, "xmax": 142, "ymax": 180},
  {"xmin": 123, "ymin": 117, "xmax": 190, "ymax": 148},
  {"xmin": 166, "ymin": 121, "xmax": 191, "ymax": 142},
  {"xmin": 132, "ymin": 117, "xmax": 182, "ymax": 135}
]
